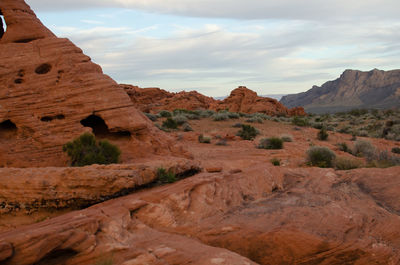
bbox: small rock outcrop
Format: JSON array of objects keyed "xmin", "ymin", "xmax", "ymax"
[
  {"xmin": 280, "ymin": 69, "xmax": 400, "ymax": 113},
  {"xmin": 213, "ymin": 86, "xmax": 306, "ymax": 116},
  {"xmin": 0, "ymin": 0, "xmax": 182, "ymax": 167},
  {"xmin": 122, "ymin": 84, "xmax": 215, "ymax": 112}
]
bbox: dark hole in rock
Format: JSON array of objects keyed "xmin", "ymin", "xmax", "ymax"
[
  {"xmin": 0, "ymin": 120, "xmax": 17, "ymax": 138},
  {"xmin": 0, "ymin": 10, "xmax": 5, "ymax": 39},
  {"xmin": 33, "ymin": 248, "xmax": 78, "ymax": 265},
  {"xmin": 15, "ymin": 38, "xmax": 38, "ymax": 43},
  {"xmin": 35, "ymin": 63, "xmax": 52, "ymax": 75},
  {"xmin": 40, "ymin": 114, "xmax": 65, "ymax": 122},
  {"xmin": 80, "ymin": 115, "xmax": 131, "ymax": 138},
  {"xmin": 0, "ymin": 120, "xmax": 17, "ymax": 131},
  {"xmin": 14, "ymin": 78, "xmax": 24, "ymax": 84}
]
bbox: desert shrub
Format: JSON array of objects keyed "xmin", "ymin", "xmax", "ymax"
[
  {"xmin": 158, "ymin": 110, "xmax": 172, "ymax": 117},
  {"xmin": 270, "ymin": 158, "xmax": 281, "ymax": 166},
  {"xmin": 312, "ymin": 123, "xmax": 324, "ymax": 129},
  {"xmin": 63, "ymin": 133, "xmax": 121, "ymax": 167},
  {"xmin": 172, "ymin": 114, "xmax": 188, "ymax": 125},
  {"xmin": 215, "ymin": 139, "xmax": 228, "ymax": 146},
  {"xmin": 306, "ymin": 146, "xmax": 336, "ymax": 168},
  {"xmin": 252, "ymin": 113, "xmax": 270, "ymax": 120},
  {"xmin": 185, "ymin": 113, "xmax": 201, "ymax": 120},
  {"xmin": 237, "ymin": 124, "xmax": 259, "ymax": 140},
  {"xmin": 258, "ymin": 137, "xmax": 283, "ymax": 149},
  {"xmin": 144, "ymin": 112, "xmax": 158, "ymax": 121},
  {"xmin": 353, "ymin": 140, "xmax": 375, "ymax": 159},
  {"xmin": 198, "ymin": 109, "xmax": 215, "ymax": 118},
  {"xmin": 292, "ymin": 116, "xmax": 310, "ymax": 127},
  {"xmin": 246, "ymin": 117, "xmax": 263, "ymax": 123},
  {"xmin": 337, "ymin": 142, "xmax": 350, "ymax": 153},
  {"xmin": 232, "ymin": 123, "xmax": 242, "ymax": 128},
  {"xmin": 162, "ymin": 118, "xmax": 178, "ymax": 129},
  {"xmin": 182, "ymin": 123, "xmax": 193, "ymax": 132},
  {"xmin": 392, "ymin": 147, "xmax": 400, "ymax": 154},
  {"xmin": 198, "ymin": 134, "xmax": 211, "ymax": 143},
  {"xmin": 212, "ymin": 112, "xmax": 230, "ymax": 121},
  {"xmin": 280, "ymin": 134, "xmax": 293, "ymax": 142},
  {"xmin": 338, "ymin": 126, "xmax": 352, "ymax": 134},
  {"xmin": 367, "ymin": 150, "xmax": 400, "ymax": 168},
  {"xmin": 334, "ymin": 156, "xmax": 363, "ymax": 170},
  {"xmin": 317, "ymin": 128, "xmax": 329, "ymax": 141},
  {"xmin": 157, "ymin": 167, "xmax": 177, "ymax": 183},
  {"xmin": 227, "ymin": 112, "xmax": 240, "ymax": 119}
]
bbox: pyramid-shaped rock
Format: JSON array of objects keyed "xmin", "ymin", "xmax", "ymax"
[{"xmin": 0, "ymin": 0, "xmax": 180, "ymax": 167}]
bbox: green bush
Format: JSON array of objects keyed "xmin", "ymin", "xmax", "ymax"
[
  {"xmin": 270, "ymin": 158, "xmax": 281, "ymax": 166},
  {"xmin": 182, "ymin": 123, "xmax": 193, "ymax": 132},
  {"xmin": 258, "ymin": 137, "xmax": 283, "ymax": 149},
  {"xmin": 353, "ymin": 140, "xmax": 375, "ymax": 159},
  {"xmin": 162, "ymin": 118, "xmax": 178, "ymax": 129},
  {"xmin": 198, "ymin": 134, "xmax": 211, "ymax": 143},
  {"xmin": 172, "ymin": 114, "xmax": 188, "ymax": 125},
  {"xmin": 158, "ymin": 110, "xmax": 172, "ymax": 117},
  {"xmin": 63, "ymin": 133, "xmax": 121, "ymax": 167},
  {"xmin": 337, "ymin": 142, "xmax": 350, "ymax": 153},
  {"xmin": 237, "ymin": 124, "xmax": 259, "ymax": 140},
  {"xmin": 227, "ymin": 112, "xmax": 240, "ymax": 119},
  {"xmin": 144, "ymin": 112, "xmax": 158, "ymax": 121},
  {"xmin": 306, "ymin": 146, "xmax": 336, "ymax": 168},
  {"xmin": 334, "ymin": 156, "xmax": 363, "ymax": 170},
  {"xmin": 246, "ymin": 117, "xmax": 263, "ymax": 123},
  {"xmin": 157, "ymin": 168, "xmax": 177, "ymax": 183},
  {"xmin": 292, "ymin": 116, "xmax": 310, "ymax": 127},
  {"xmin": 212, "ymin": 112, "xmax": 230, "ymax": 121},
  {"xmin": 317, "ymin": 128, "xmax": 329, "ymax": 141}
]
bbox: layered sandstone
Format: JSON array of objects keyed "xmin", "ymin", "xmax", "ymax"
[
  {"xmin": 123, "ymin": 85, "xmax": 306, "ymax": 116},
  {"xmin": 1, "ymin": 165, "xmax": 399, "ymax": 264},
  {"xmin": 0, "ymin": 159, "xmax": 200, "ymax": 215},
  {"xmin": 0, "ymin": 0, "xmax": 181, "ymax": 167}
]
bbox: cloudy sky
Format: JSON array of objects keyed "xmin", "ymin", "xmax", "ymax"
[{"xmin": 24, "ymin": 0, "xmax": 400, "ymax": 97}]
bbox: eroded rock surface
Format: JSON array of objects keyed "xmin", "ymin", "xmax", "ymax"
[
  {"xmin": 0, "ymin": 159, "xmax": 200, "ymax": 215},
  {"xmin": 0, "ymin": 0, "xmax": 183, "ymax": 167},
  {"xmin": 1, "ymin": 166, "xmax": 400, "ymax": 265}
]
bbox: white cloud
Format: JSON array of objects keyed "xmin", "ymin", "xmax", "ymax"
[
  {"xmin": 27, "ymin": 0, "xmax": 400, "ymax": 21},
  {"xmin": 25, "ymin": 0, "xmax": 400, "ymax": 96}
]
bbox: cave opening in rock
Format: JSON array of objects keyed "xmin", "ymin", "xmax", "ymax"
[
  {"xmin": 33, "ymin": 248, "xmax": 78, "ymax": 265},
  {"xmin": 0, "ymin": 9, "xmax": 5, "ymax": 39},
  {"xmin": 80, "ymin": 115, "xmax": 131, "ymax": 138},
  {"xmin": 0, "ymin": 120, "xmax": 17, "ymax": 139}
]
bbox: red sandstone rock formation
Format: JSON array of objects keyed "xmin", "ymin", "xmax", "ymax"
[
  {"xmin": 0, "ymin": 159, "xmax": 199, "ymax": 216},
  {"xmin": 1, "ymin": 166, "xmax": 399, "ymax": 264},
  {"xmin": 0, "ymin": 0, "xmax": 184, "ymax": 167},
  {"xmin": 123, "ymin": 84, "xmax": 306, "ymax": 116},
  {"xmin": 122, "ymin": 84, "xmax": 215, "ymax": 112},
  {"xmin": 212, "ymin": 86, "xmax": 306, "ymax": 116}
]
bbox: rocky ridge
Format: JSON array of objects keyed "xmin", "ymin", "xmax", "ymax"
[
  {"xmin": 280, "ymin": 69, "xmax": 400, "ymax": 113},
  {"xmin": 123, "ymin": 85, "xmax": 306, "ymax": 116}
]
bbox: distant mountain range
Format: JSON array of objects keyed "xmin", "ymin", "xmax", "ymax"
[{"xmin": 280, "ymin": 69, "xmax": 400, "ymax": 113}]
